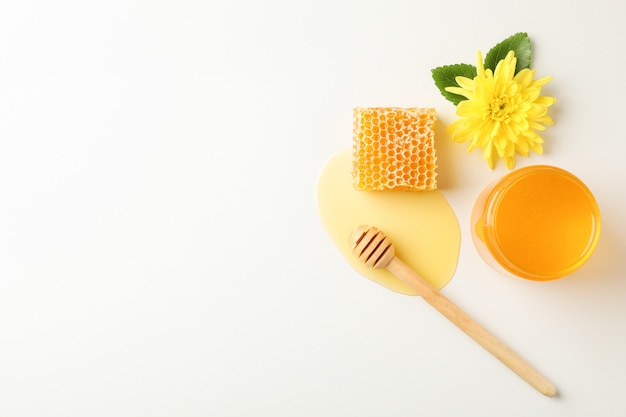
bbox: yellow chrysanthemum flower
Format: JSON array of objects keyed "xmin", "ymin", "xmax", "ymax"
[{"xmin": 446, "ymin": 50, "xmax": 556, "ymax": 169}]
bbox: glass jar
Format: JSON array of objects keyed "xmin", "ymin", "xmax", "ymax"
[{"xmin": 471, "ymin": 165, "xmax": 601, "ymax": 281}]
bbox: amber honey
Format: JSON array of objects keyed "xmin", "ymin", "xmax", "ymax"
[{"xmin": 471, "ymin": 165, "xmax": 601, "ymax": 281}]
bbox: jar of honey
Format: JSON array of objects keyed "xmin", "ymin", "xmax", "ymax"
[{"xmin": 471, "ymin": 165, "xmax": 601, "ymax": 281}]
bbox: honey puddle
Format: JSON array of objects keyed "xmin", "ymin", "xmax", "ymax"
[{"xmin": 316, "ymin": 149, "xmax": 461, "ymax": 295}]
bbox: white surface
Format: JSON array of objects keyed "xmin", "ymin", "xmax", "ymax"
[{"xmin": 1, "ymin": 1, "xmax": 625, "ymax": 415}]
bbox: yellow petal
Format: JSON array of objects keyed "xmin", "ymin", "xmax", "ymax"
[
  {"xmin": 504, "ymin": 155, "xmax": 516, "ymax": 169},
  {"xmin": 530, "ymin": 75, "xmax": 553, "ymax": 88},
  {"xmin": 494, "ymin": 50, "xmax": 516, "ymax": 82},
  {"xmin": 513, "ymin": 68, "xmax": 534, "ymax": 87},
  {"xmin": 455, "ymin": 76, "xmax": 475, "ymax": 90},
  {"xmin": 475, "ymin": 50, "xmax": 485, "ymax": 77}
]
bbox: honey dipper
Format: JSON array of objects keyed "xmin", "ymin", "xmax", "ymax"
[{"xmin": 349, "ymin": 225, "xmax": 557, "ymax": 397}]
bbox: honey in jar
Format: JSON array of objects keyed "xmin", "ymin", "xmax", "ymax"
[{"xmin": 471, "ymin": 165, "xmax": 601, "ymax": 281}]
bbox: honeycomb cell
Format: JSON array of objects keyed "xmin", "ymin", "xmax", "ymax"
[{"xmin": 352, "ymin": 107, "xmax": 437, "ymax": 191}]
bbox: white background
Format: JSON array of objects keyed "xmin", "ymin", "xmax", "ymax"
[{"xmin": 1, "ymin": 1, "xmax": 625, "ymax": 416}]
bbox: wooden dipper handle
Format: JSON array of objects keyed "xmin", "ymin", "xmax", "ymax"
[{"xmin": 350, "ymin": 225, "xmax": 557, "ymax": 397}]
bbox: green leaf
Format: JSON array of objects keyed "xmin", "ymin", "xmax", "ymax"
[
  {"xmin": 431, "ymin": 63, "xmax": 477, "ymax": 106},
  {"xmin": 484, "ymin": 32, "xmax": 531, "ymax": 74}
]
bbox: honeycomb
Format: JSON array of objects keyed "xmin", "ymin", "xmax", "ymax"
[{"xmin": 352, "ymin": 107, "xmax": 438, "ymax": 191}]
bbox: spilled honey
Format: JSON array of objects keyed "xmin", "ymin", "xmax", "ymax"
[
  {"xmin": 316, "ymin": 150, "xmax": 460, "ymax": 295},
  {"xmin": 472, "ymin": 165, "xmax": 601, "ymax": 281}
]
